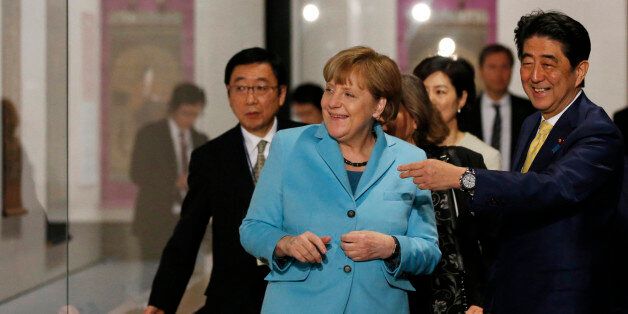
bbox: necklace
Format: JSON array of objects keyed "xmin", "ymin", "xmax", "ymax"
[{"xmin": 343, "ymin": 157, "xmax": 368, "ymax": 167}]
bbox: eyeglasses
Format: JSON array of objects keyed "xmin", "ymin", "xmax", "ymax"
[{"xmin": 229, "ymin": 85, "xmax": 279, "ymax": 97}]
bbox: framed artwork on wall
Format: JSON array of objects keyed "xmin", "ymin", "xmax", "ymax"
[{"xmin": 101, "ymin": 0, "xmax": 194, "ymax": 209}]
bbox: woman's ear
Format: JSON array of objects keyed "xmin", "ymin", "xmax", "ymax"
[
  {"xmin": 372, "ymin": 98, "xmax": 387, "ymax": 119},
  {"xmin": 457, "ymin": 91, "xmax": 468, "ymax": 112}
]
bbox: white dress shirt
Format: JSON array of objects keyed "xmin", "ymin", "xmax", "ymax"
[
  {"xmin": 480, "ymin": 93, "xmax": 512, "ymax": 170},
  {"xmin": 168, "ymin": 118, "xmax": 193, "ymax": 214},
  {"xmin": 241, "ymin": 118, "xmax": 278, "ymax": 176}
]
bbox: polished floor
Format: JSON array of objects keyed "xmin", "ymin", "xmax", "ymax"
[{"xmin": 0, "ymin": 222, "xmax": 212, "ymax": 314}]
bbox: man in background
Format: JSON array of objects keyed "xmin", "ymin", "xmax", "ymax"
[
  {"xmin": 130, "ymin": 82, "xmax": 208, "ymax": 262},
  {"xmin": 459, "ymin": 44, "xmax": 535, "ymax": 170},
  {"xmin": 145, "ymin": 47, "xmax": 303, "ymax": 314},
  {"xmin": 289, "ymin": 83, "xmax": 323, "ymax": 124}
]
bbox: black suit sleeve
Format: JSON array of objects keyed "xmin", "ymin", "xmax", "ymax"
[{"xmin": 148, "ymin": 146, "xmax": 214, "ymax": 313}]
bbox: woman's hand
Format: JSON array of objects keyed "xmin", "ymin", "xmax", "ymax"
[
  {"xmin": 275, "ymin": 232, "xmax": 332, "ymax": 263},
  {"xmin": 340, "ymin": 231, "xmax": 395, "ymax": 261},
  {"xmin": 465, "ymin": 305, "xmax": 483, "ymax": 314}
]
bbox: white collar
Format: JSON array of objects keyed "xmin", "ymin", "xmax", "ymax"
[
  {"xmin": 241, "ymin": 118, "xmax": 278, "ymax": 152},
  {"xmin": 543, "ymin": 90, "xmax": 582, "ymax": 126}
]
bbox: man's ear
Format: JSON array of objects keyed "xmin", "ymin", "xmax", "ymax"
[
  {"xmin": 278, "ymin": 85, "xmax": 287, "ymax": 107},
  {"xmin": 574, "ymin": 60, "xmax": 589, "ymax": 87}
]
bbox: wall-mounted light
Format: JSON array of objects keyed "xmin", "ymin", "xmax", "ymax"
[
  {"xmin": 303, "ymin": 4, "xmax": 320, "ymax": 22},
  {"xmin": 411, "ymin": 2, "xmax": 431, "ymax": 22},
  {"xmin": 437, "ymin": 37, "xmax": 456, "ymax": 57}
]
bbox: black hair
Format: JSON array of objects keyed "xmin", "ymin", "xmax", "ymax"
[
  {"xmin": 514, "ymin": 10, "xmax": 590, "ymax": 87},
  {"xmin": 290, "ymin": 83, "xmax": 323, "ymax": 110},
  {"xmin": 413, "ymin": 56, "xmax": 476, "ymax": 113},
  {"xmin": 479, "ymin": 43, "xmax": 514, "ymax": 67},
  {"xmin": 167, "ymin": 82, "xmax": 206, "ymax": 112},
  {"xmin": 223, "ymin": 47, "xmax": 287, "ymax": 87}
]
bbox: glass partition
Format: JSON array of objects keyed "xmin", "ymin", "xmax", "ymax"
[{"xmin": 0, "ymin": 0, "xmax": 69, "ymax": 312}]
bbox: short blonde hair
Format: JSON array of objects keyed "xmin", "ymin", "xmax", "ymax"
[{"xmin": 323, "ymin": 46, "xmax": 401, "ymax": 123}]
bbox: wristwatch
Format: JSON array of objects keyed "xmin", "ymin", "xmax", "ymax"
[{"xmin": 459, "ymin": 168, "xmax": 476, "ymax": 196}]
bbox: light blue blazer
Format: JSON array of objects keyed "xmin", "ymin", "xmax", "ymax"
[{"xmin": 240, "ymin": 123, "xmax": 441, "ymax": 314}]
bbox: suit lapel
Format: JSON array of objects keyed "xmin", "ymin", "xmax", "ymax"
[
  {"xmin": 354, "ymin": 125, "xmax": 395, "ymax": 200},
  {"xmin": 227, "ymin": 126, "xmax": 255, "ymax": 193},
  {"xmin": 512, "ymin": 112, "xmax": 541, "ymax": 171},
  {"xmin": 315, "ymin": 125, "xmax": 353, "ymax": 197}
]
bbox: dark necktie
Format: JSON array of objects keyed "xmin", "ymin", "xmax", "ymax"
[
  {"xmin": 491, "ymin": 103, "xmax": 502, "ymax": 150},
  {"xmin": 253, "ymin": 140, "xmax": 268, "ymax": 183},
  {"xmin": 179, "ymin": 131, "xmax": 189, "ymax": 174}
]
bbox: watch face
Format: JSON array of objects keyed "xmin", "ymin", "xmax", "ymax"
[{"xmin": 462, "ymin": 173, "xmax": 476, "ymax": 189}]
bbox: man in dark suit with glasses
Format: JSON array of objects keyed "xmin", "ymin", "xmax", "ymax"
[{"xmin": 145, "ymin": 47, "xmax": 303, "ymax": 314}]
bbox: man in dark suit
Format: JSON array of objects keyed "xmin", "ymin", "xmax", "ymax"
[
  {"xmin": 459, "ymin": 44, "xmax": 535, "ymax": 170},
  {"xmin": 399, "ymin": 11, "xmax": 624, "ymax": 314},
  {"xmin": 130, "ymin": 82, "xmax": 208, "ymax": 261},
  {"xmin": 144, "ymin": 47, "xmax": 303, "ymax": 314}
]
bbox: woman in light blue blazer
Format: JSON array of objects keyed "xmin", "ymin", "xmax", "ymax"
[{"xmin": 240, "ymin": 46, "xmax": 441, "ymax": 314}]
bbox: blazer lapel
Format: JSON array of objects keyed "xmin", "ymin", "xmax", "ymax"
[
  {"xmin": 315, "ymin": 125, "xmax": 353, "ymax": 197},
  {"xmin": 512, "ymin": 112, "xmax": 541, "ymax": 171},
  {"xmin": 354, "ymin": 125, "xmax": 395, "ymax": 200},
  {"xmin": 230, "ymin": 126, "xmax": 255, "ymax": 192}
]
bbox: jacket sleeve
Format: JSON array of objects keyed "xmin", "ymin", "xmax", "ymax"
[{"xmin": 472, "ymin": 121, "xmax": 623, "ymax": 214}]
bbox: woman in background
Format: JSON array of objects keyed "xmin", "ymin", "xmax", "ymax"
[
  {"xmin": 413, "ymin": 56, "xmax": 501, "ymax": 170},
  {"xmin": 383, "ymin": 74, "xmax": 496, "ymax": 314}
]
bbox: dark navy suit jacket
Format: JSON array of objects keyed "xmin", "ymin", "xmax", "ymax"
[{"xmin": 470, "ymin": 92, "xmax": 624, "ymax": 313}]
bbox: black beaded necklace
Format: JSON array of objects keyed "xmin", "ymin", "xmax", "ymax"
[
  {"xmin": 343, "ymin": 158, "xmax": 367, "ymax": 167},
  {"xmin": 342, "ymin": 130, "xmax": 376, "ymax": 167}
]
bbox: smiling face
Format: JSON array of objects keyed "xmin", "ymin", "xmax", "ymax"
[
  {"xmin": 321, "ymin": 72, "xmax": 385, "ymax": 144},
  {"xmin": 423, "ymin": 71, "xmax": 466, "ymax": 126},
  {"xmin": 520, "ymin": 36, "xmax": 588, "ymax": 119},
  {"xmin": 227, "ymin": 62, "xmax": 286, "ymax": 137}
]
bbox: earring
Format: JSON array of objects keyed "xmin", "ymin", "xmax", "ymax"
[{"xmin": 457, "ymin": 108, "xmax": 461, "ymax": 114}]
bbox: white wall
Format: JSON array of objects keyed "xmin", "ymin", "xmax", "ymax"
[
  {"xmin": 292, "ymin": 0, "xmax": 397, "ymax": 87},
  {"xmin": 195, "ymin": 0, "xmax": 265, "ymax": 138},
  {"xmin": 68, "ymin": 0, "xmax": 101, "ymax": 221},
  {"xmin": 497, "ymin": 0, "xmax": 627, "ymax": 115}
]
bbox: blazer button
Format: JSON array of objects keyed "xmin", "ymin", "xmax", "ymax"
[
  {"xmin": 347, "ymin": 210, "xmax": 356, "ymax": 218},
  {"xmin": 343, "ymin": 265, "xmax": 352, "ymax": 273}
]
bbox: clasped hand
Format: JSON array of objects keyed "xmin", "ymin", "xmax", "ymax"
[{"xmin": 275, "ymin": 230, "xmax": 395, "ymax": 263}]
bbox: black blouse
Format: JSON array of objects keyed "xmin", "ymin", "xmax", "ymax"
[{"xmin": 408, "ymin": 145, "xmax": 498, "ymax": 314}]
